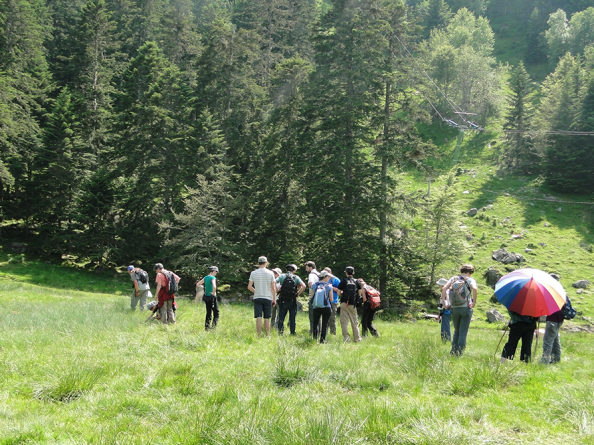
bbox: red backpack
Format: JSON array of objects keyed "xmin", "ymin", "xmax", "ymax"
[{"xmin": 364, "ymin": 285, "xmax": 381, "ymax": 310}]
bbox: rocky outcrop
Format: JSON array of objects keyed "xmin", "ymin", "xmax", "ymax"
[
  {"xmin": 572, "ymin": 280, "xmax": 590, "ymax": 289},
  {"xmin": 492, "ymin": 248, "xmax": 525, "ymax": 264},
  {"xmin": 484, "ymin": 267, "xmax": 502, "ymax": 288}
]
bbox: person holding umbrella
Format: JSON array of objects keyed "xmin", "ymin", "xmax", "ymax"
[
  {"xmin": 494, "ymin": 268, "xmax": 567, "ymax": 363},
  {"xmin": 500, "ymin": 311, "xmax": 538, "ymax": 363}
]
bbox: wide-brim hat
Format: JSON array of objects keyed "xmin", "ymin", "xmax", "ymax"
[{"xmin": 436, "ymin": 278, "xmax": 449, "ymax": 286}]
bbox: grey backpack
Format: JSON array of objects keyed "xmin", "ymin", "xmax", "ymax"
[{"xmin": 450, "ymin": 276, "xmax": 472, "ymax": 307}]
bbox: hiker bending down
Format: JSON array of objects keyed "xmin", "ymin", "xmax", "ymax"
[
  {"xmin": 442, "ymin": 264, "xmax": 477, "ymax": 356},
  {"xmin": 154, "ymin": 263, "xmax": 180, "ymax": 325},
  {"xmin": 276, "ymin": 264, "xmax": 306, "ymax": 335},
  {"xmin": 359, "ymin": 279, "xmax": 380, "ymax": 338},
  {"xmin": 197, "ymin": 266, "xmax": 219, "ymax": 330},
  {"xmin": 436, "ymin": 278, "xmax": 451, "ymax": 342},
  {"xmin": 127, "ymin": 265, "xmax": 152, "ymax": 311},
  {"xmin": 501, "ymin": 311, "xmax": 537, "ymax": 363},
  {"xmin": 311, "ymin": 271, "xmax": 333, "ymax": 343}
]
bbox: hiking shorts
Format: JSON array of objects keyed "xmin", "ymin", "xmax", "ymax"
[{"xmin": 253, "ymin": 298, "xmax": 272, "ymax": 319}]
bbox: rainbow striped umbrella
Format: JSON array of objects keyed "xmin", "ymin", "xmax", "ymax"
[{"xmin": 495, "ymin": 268, "xmax": 566, "ymax": 317}]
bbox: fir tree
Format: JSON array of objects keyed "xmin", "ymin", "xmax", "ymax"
[{"xmin": 501, "ymin": 62, "xmax": 537, "ymax": 173}]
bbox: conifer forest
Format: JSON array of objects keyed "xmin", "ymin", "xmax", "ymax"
[{"xmin": 3, "ymin": 0, "xmax": 594, "ymax": 300}]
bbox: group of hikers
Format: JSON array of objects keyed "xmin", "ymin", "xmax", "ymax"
[{"xmin": 126, "ymin": 259, "xmax": 565, "ymax": 364}]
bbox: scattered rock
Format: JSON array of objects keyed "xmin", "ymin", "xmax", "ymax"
[
  {"xmin": 577, "ymin": 289, "xmax": 583, "ymax": 294},
  {"xmin": 221, "ymin": 298, "xmax": 231, "ymax": 304},
  {"xmin": 486, "ymin": 204, "xmax": 493, "ymax": 210},
  {"xmin": 572, "ymin": 280, "xmax": 590, "ymax": 289},
  {"xmin": 492, "ymin": 248, "xmax": 525, "ymax": 264},
  {"xmin": 525, "ymin": 248, "xmax": 532, "ymax": 253},
  {"xmin": 544, "ymin": 222, "xmax": 550, "ymax": 227},
  {"xmin": 577, "ymin": 311, "xmax": 584, "ymax": 316},
  {"xmin": 459, "ymin": 225, "xmax": 468, "ymax": 229},
  {"xmin": 562, "ymin": 324, "xmax": 594, "ymax": 334},
  {"xmin": 467, "ymin": 208, "xmax": 478, "ymax": 216},
  {"xmin": 484, "ymin": 267, "xmax": 502, "ymax": 288},
  {"xmin": 463, "ymin": 190, "xmax": 470, "ymax": 194},
  {"xmin": 549, "ymin": 273, "xmax": 561, "ymax": 281},
  {"xmin": 486, "ymin": 308, "xmax": 505, "ymax": 323},
  {"xmin": 466, "ymin": 233, "xmax": 474, "ymax": 241},
  {"xmin": 557, "ymin": 207, "xmax": 562, "ymax": 212},
  {"xmin": 538, "ymin": 243, "xmax": 547, "ymax": 247},
  {"xmin": 582, "ymin": 316, "xmax": 594, "ymax": 324}
]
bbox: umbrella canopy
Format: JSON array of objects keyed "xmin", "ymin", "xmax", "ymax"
[{"xmin": 495, "ymin": 268, "xmax": 566, "ymax": 317}]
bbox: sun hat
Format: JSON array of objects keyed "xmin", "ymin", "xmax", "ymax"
[
  {"xmin": 436, "ymin": 278, "xmax": 449, "ymax": 286},
  {"xmin": 272, "ymin": 268, "xmax": 282, "ymax": 275}
]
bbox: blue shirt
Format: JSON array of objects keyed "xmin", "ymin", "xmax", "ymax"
[{"xmin": 331, "ymin": 277, "xmax": 340, "ymax": 304}]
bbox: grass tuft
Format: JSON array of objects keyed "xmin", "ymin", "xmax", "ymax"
[
  {"xmin": 33, "ymin": 367, "xmax": 106, "ymax": 403},
  {"xmin": 273, "ymin": 343, "xmax": 307, "ymax": 388}
]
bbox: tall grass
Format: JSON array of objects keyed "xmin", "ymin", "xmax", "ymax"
[{"xmin": 1, "ymin": 278, "xmax": 593, "ymax": 443}]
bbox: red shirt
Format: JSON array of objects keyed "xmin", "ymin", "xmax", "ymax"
[{"xmin": 156, "ymin": 270, "xmax": 180, "ymax": 305}]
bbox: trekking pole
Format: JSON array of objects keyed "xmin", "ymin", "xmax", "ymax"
[{"xmin": 494, "ymin": 321, "xmax": 510, "ymax": 358}]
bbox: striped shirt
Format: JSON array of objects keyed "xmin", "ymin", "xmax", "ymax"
[{"xmin": 249, "ymin": 268, "xmax": 276, "ymax": 300}]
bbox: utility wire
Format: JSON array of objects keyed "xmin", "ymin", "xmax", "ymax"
[{"xmin": 394, "ymin": 34, "xmax": 594, "ymax": 136}]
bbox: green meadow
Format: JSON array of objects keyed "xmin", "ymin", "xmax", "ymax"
[{"xmin": 2, "ymin": 260, "xmax": 594, "ymax": 444}]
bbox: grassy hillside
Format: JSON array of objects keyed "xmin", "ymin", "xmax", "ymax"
[
  {"xmin": 412, "ymin": 123, "xmax": 594, "ymax": 322},
  {"xmin": 1, "ymin": 269, "xmax": 594, "ymax": 444}
]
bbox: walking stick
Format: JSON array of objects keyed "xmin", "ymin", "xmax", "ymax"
[{"xmin": 494, "ymin": 321, "xmax": 510, "ymax": 358}]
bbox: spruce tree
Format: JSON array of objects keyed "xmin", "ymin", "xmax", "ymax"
[
  {"xmin": 501, "ymin": 62, "xmax": 537, "ymax": 173},
  {"xmin": 525, "ymin": 7, "xmax": 547, "ymax": 64}
]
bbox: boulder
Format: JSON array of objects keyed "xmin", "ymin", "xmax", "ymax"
[
  {"xmin": 549, "ymin": 273, "xmax": 560, "ymax": 281},
  {"xmin": 572, "ymin": 280, "xmax": 590, "ymax": 289},
  {"xmin": 467, "ymin": 208, "xmax": 478, "ymax": 216},
  {"xmin": 486, "ymin": 308, "xmax": 505, "ymax": 323},
  {"xmin": 492, "ymin": 248, "xmax": 525, "ymax": 264},
  {"xmin": 544, "ymin": 222, "xmax": 550, "ymax": 227},
  {"xmin": 483, "ymin": 267, "xmax": 502, "ymax": 288},
  {"xmin": 490, "ymin": 294, "xmax": 500, "ymax": 304},
  {"xmin": 577, "ymin": 289, "xmax": 583, "ymax": 295},
  {"xmin": 538, "ymin": 243, "xmax": 547, "ymax": 247}
]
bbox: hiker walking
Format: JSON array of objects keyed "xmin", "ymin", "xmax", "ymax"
[
  {"xmin": 197, "ymin": 266, "xmax": 219, "ymax": 330},
  {"xmin": 127, "ymin": 265, "xmax": 152, "ymax": 311},
  {"xmin": 271, "ymin": 268, "xmax": 283, "ymax": 330},
  {"xmin": 276, "ymin": 264, "xmax": 306, "ymax": 335},
  {"xmin": 305, "ymin": 261, "xmax": 321, "ymax": 335},
  {"xmin": 337, "ymin": 266, "xmax": 362, "ymax": 342},
  {"xmin": 247, "ymin": 256, "xmax": 277, "ymax": 336},
  {"xmin": 311, "ymin": 271, "xmax": 333, "ymax": 343},
  {"xmin": 441, "ymin": 264, "xmax": 477, "ymax": 355},
  {"xmin": 359, "ymin": 279, "xmax": 379, "ymax": 337},
  {"xmin": 436, "ymin": 278, "xmax": 451, "ymax": 342},
  {"xmin": 501, "ymin": 310, "xmax": 538, "ymax": 363},
  {"xmin": 324, "ymin": 267, "xmax": 341, "ymax": 336},
  {"xmin": 154, "ymin": 263, "xmax": 180, "ymax": 324}
]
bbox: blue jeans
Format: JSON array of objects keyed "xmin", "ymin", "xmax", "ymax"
[
  {"xmin": 539, "ymin": 321, "xmax": 563, "ymax": 364},
  {"xmin": 440, "ymin": 310, "xmax": 451, "ymax": 342},
  {"xmin": 450, "ymin": 306, "xmax": 472, "ymax": 355}
]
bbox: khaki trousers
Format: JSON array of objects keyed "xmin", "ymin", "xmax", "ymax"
[
  {"xmin": 340, "ymin": 303, "xmax": 360, "ymax": 342},
  {"xmin": 159, "ymin": 299, "xmax": 175, "ymax": 324}
]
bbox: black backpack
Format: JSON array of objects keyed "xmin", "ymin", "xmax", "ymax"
[
  {"xmin": 137, "ymin": 269, "xmax": 149, "ymax": 285},
  {"xmin": 343, "ymin": 277, "xmax": 358, "ymax": 306},
  {"xmin": 165, "ymin": 271, "xmax": 178, "ymax": 295},
  {"xmin": 279, "ymin": 274, "xmax": 298, "ymax": 301},
  {"xmin": 562, "ymin": 297, "xmax": 576, "ymax": 320}
]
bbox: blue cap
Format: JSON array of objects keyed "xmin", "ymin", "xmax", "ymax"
[{"xmin": 127, "ymin": 265, "xmax": 134, "ymax": 272}]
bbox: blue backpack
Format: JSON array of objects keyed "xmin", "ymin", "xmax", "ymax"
[{"xmin": 312, "ymin": 282, "xmax": 330, "ymax": 309}]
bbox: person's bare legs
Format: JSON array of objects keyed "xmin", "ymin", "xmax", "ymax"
[
  {"xmin": 256, "ymin": 317, "xmax": 263, "ymax": 336},
  {"xmin": 264, "ymin": 319, "xmax": 271, "ymax": 335}
]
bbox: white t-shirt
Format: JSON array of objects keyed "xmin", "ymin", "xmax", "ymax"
[
  {"xmin": 308, "ymin": 270, "xmax": 319, "ymax": 296},
  {"xmin": 440, "ymin": 289, "xmax": 450, "ymax": 308},
  {"xmin": 447, "ymin": 275, "xmax": 477, "ymax": 306},
  {"xmin": 249, "ymin": 268, "xmax": 276, "ymax": 300}
]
